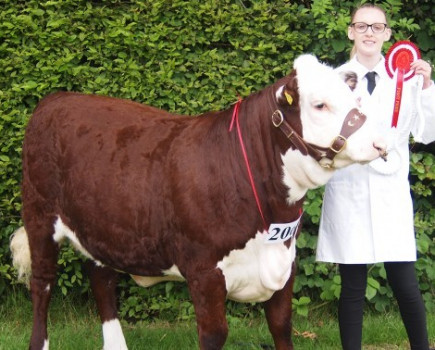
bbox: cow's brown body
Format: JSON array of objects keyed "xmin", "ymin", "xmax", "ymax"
[
  {"xmin": 23, "ymin": 80, "xmax": 300, "ymax": 349},
  {"xmin": 13, "ymin": 55, "xmax": 386, "ymax": 350}
]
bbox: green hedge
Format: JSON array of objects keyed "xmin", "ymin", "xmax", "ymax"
[{"xmin": 1, "ymin": 0, "xmax": 434, "ymax": 321}]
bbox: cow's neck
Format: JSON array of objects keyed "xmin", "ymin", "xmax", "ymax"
[
  {"xmin": 281, "ymin": 149, "xmax": 334, "ymax": 203},
  {"xmin": 225, "ymin": 91, "xmax": 301, "ymax": 223}
]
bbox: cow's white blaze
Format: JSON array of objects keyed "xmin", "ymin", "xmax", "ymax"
[
  {"xmin": 293, "ymin": 55, "xmax": 383, "ymax": 167},
  {"xmin": 42, "ymin": 340, "xmax": 49, "ymax": 350},
  {"xmin": 279, "ymin": 55, "xmax": 385, "ymax": 204},
  {"xmin": 102, "ymin": 319, "xmax": 128, "ymax": 350},
  {"xmin": 295, "ymin": 55, "xmax": 358, "ymax": 148},
  {"xmin": 217, "ymin": 232, "xmax": 296, "ymax": 302}
]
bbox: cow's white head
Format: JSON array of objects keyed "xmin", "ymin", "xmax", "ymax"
[{"xmin": 274, "ymin": 54, "xmax": 387, "ymax": 203}]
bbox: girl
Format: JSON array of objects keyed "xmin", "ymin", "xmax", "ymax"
[{"xmin": 316, "ymin": 4, "xmax": 435, "ymax": 350}]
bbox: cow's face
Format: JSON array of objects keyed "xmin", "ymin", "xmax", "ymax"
[
  {"xmin": 276, "ymin": 55, "xmax": 386, "ymax": 202},
  {"xmin": 292, "ymin": 55, "xmax": 385, "ymax": 168}
]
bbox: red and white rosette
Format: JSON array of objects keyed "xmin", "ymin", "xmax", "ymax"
[{"xmin": 385, "ymin": 41, "xmax": 421, "ymax": 127}]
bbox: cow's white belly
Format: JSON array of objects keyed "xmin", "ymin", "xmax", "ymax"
[
  {"xmin": 131, "ymin": 266, "xmax": 185, "ymax": 287},
  {"xmin": 53, "ymin": 217, "xmax": 295, "ymax": 302},
  {"xmin": 131, "ymin": 232, "xmax": 296, "ymax": 303},
  {"xmin": 217, "ymin": 232, "xmax": 296, "ymax": 302}
]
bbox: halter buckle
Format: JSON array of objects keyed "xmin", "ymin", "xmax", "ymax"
[
  {"xmin": 272, "ymin": 110, "xmax": 284, "ymax": 127},
  {"xmin": 329, "ymin": 135, "xmax": 347, "ymax": 154}
]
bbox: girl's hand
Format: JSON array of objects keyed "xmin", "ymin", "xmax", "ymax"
[{"xmin": 411, "ymin": 59, "xmax": 433, "ymax": 89}]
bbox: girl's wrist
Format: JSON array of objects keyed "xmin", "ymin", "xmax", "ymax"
[{"xmin": 422, "ymin": 80, "xmax": 433, "ymax": 90}]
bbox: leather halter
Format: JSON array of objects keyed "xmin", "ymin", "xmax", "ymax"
[{"xmin": 272, "ymin": 108, "xmax": 367, "ymax": 168}]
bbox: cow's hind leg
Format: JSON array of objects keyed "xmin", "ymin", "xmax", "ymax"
[
  {"xmin": 264, "ymin": 266, "xmax": 296, "ymax": 350},
  {"xmin": 86, "ymin": 261, "xmax": 128, "ymax": 350},
  {"xmin": 26, "ymin": 220, "xmax": 60, "ymax": 350},
  {"xmin": 187, "ymin": 269, "xmax": 228, "ymax": 350}
]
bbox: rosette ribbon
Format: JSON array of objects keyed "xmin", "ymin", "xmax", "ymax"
[{"xmin": 385, "ymin": 41, "xmax": 421, "ymax": 127}]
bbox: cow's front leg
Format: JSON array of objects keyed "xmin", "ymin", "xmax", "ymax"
[
  {"xmin": 264, "ymin": 264, "xmax": 296, "ymax": 350},
  {"xmin": 186, "ymin": 268, "xmax": 228, "ymax": 350}
]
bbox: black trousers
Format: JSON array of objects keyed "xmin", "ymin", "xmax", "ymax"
[{"xmin": 338, "ymin": 262, "xmax": 429, "ymax": 350}]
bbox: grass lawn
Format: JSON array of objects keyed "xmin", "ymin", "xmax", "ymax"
[{"xmin": 0, "ymin": 290, "xmax": 433, "ymax": 349}]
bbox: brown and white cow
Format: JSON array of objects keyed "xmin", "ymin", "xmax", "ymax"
[{"xmin": 11, "ymin": 55, "xmax": 386, "ymax": 350}]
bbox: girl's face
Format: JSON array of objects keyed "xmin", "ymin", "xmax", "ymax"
[{"xmin": 348, "ymin": 7, "xmax": 391, "ymax": 58}]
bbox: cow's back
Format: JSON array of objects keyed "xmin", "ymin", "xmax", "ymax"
[
  {"xmin": 22, "ymin": 92, "xmax": 203, "ymax": 272},
  {"xmin": 24, "ymin": 92, "xmax": 184, "ymax": 200}
]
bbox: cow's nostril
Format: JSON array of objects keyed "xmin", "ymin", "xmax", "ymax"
[
  {"xmin": 380, "ymin": 149, "xmax": 388, "ymax": 162},
  {"xmin": 374, "ymin": 142, "xmax": 388, "ymax": 161}
]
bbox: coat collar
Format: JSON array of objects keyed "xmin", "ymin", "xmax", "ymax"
[{"xmin": 349, "ymin": 55, "xmax": 388, "ymax": 80}]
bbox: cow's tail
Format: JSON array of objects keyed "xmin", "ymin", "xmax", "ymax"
[{"xmin": 10, "ymin": 226, "xmax": 32, "ymax": 287}]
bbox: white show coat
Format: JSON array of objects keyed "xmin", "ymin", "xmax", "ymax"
[{"xmin": 316, "ymin": 56, "xmax": 435, "ymax": 264}]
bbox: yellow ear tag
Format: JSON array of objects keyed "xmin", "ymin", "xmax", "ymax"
[{"xmin": 284, "ymin": 91, "xmax": 293, "ymax": 105}]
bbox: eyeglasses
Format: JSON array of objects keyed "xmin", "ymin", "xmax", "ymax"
[{"xmin": 351, "ymin": 22, "xmax": 387, "ymax": 33}]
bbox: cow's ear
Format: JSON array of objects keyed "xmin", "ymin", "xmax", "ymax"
[
  {"xmin": 339, "ymin": 71, "xmax": 358, "ymax": 91},
  {"xmin": 276, "ymin": 72, "xmax": 299, "ymax": 108}
]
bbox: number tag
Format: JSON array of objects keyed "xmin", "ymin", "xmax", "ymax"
[{"xmin": 265, "ymin": 216, "xmax": 301, "ymax": 244}]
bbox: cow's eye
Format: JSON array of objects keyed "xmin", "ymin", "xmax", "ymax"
[{"xmin": 314, "ymin": 103, "xmax": 327, "ymax": 110}]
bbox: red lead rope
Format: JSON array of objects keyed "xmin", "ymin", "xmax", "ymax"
[{"xmin": 229, "ymin": 99, "xmax": 269, "ymax": 232}]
